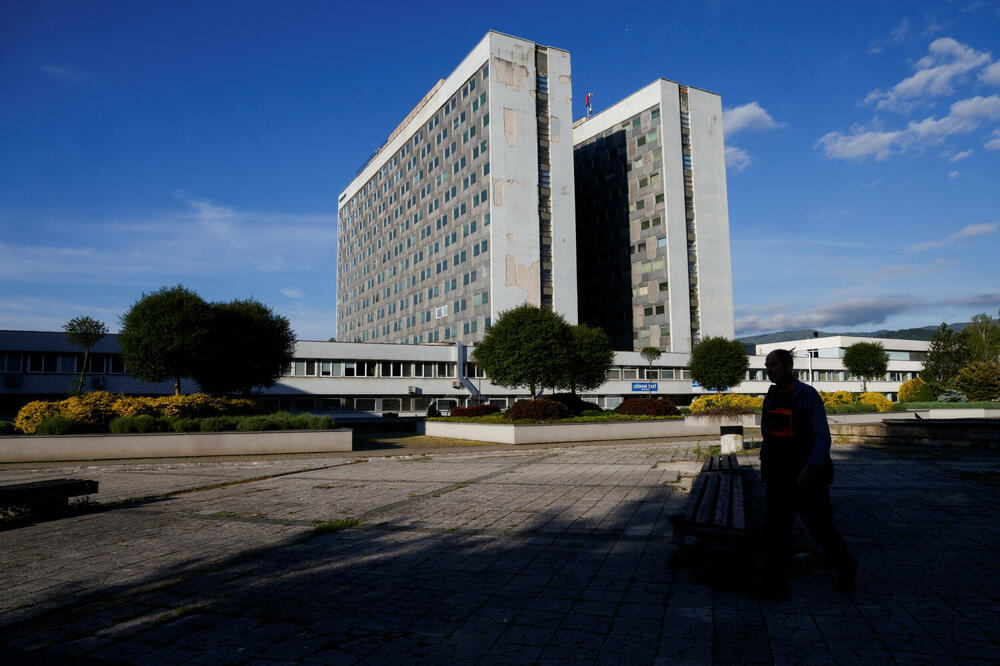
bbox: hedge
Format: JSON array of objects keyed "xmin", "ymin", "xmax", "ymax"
[
  {"xmin": 504, "ymin": 399, "xmax": 569, "ymax": 421},
  {"xmin": 614, "ymin": 397, "xmax": 679, "ymax": 416},
  {"xmin": 689, "ymin": 394, "xmax": 764, "ymax": 414},
  {"xmin": 15, "ymin": 392, "xmax": 272, "ymax": 434},
  {"xmin": 450, "ymin": 404, "xmax": 501, "ymax": 417}
]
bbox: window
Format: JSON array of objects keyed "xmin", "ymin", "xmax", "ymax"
[{"xmin": 657, "ymin": 237, "xmax": 667, "ymax": 248}]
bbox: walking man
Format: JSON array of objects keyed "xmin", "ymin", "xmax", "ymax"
[{"xmin": 760, "ymin": 349, "xmax": 857, "ymax": 597}]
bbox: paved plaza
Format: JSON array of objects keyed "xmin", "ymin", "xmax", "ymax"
[{"xmin": 1, "ymin": 439, "xmax": 999, "ymax": 664}]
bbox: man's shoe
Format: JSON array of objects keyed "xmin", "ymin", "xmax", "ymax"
[{"xmin": 835, "ymin": 559, "xmax": 857, "ymax": 594}]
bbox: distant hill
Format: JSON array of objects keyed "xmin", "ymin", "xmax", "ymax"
[{"xmin": 738, "ymin": 322, "xmax": 972, "ymax": 350}]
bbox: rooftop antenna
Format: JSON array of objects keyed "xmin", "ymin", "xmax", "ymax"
[{"xmin": 585, "ymin": 93, "xmax": 593, "ymax": 118}]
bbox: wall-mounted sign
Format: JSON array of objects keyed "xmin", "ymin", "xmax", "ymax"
[{"xmin": 632, "ymin": 382, "xmax": 658, "ymax": 392}]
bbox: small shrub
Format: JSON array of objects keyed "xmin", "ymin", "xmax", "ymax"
[
  {"xmin": 35, "ymin": 415, "xmax": 86, "ymax": 435},
  {"xmin": 954, "ymin": 361, "xmax": 1000, "ymax": 402},
  {"xmin": 134, "ymin": 415, "xmax": 170, "ymax": 433},
  {"xmin": 15, "ymin": 400, "xmax": 62, "ymax": 434},
  {"xmin": 914, "ymin": 380, "xmax": 941, "ymax": 402},
  {"xmin": 504, "ymin": 399, "xmax": 569, "ymax": 422},
  {"xmin": 236, "ymin": 416, "xmax": 271, "ymax": 431},
  {"xmin": 290, "ymin": 414, "xmax": 335, "ymax": 430},
  {"xmin": 615, "ymin": 397, "xmax": 679, "ymax": 416},
  {"xmin": 937, "ymin": 389, "xmax": 969, "ymax": 403},
  {"xmin": 450, "ymin": 404, "xmax": 501, "ymax": 417},
  {"xmin": 0, "ymin": 420, "xmax": 18, "ymax": 435},
  {"xmin": 170, "ymin": 418, "xmax": 202, "ymax": 433},
  {"xmin": 897, "ymin": 377, "xmax": 925, "ymax": 403},
  {"xmin": 199, "ymin": 416, "xmax": 239, "ymax": 432},
  {"xmin": 859, "ymin": 392, "xmax": 893, "ymax": 413},
  {"xmin": 547, "ymin": 393, "xmax": 601, "ymax": 416},
  {"xmin": 580, "ymin": 409, "xmax": 604, "ymax": 418}
]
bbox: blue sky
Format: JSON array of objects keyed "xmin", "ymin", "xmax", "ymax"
[{"xmin": 1, "ymin": 0, "xmax": 998, "ymax": 340}]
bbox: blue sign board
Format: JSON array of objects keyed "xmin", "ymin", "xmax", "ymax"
[{"xmin": 632, "ymin": 382, "xmax": 658, "ymax": 392}]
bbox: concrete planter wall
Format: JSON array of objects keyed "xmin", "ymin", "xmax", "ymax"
[
  {"xmin": 0, "ymin": 429, "xmax": 353, "ymax": 463},
  {"xmin": 684, "ymin": 413, "xmax": 761, "ymax": 429},
  {"xmin": 424, "ymin": 418, "xmax": 708, "ymax": 445},
  {"xmin": 926, "ymin": 408, "xmax": 1000, "ymax": 419}
]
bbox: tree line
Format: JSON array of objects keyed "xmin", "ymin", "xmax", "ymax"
[{"xmin": 65, "ymin": 285, "xmax": 295, "ymax": 396}]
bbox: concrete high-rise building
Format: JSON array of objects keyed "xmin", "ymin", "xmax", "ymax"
[
  {"xmin": 337, "ymin": 32, "xmax": 578, "ymax": 344},
  {"xmin": 573, "ymin": 80, "xmax": 734, "ymax": 353}
]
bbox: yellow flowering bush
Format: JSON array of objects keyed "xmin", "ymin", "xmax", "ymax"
[
  {"xmin": 15, "ymin": 392, "xmax": 269, "ymax": 434},
  {"xmin": 819, "ymin": 390, "xmax": 855, "ymax": 406},
  {"xmin": 897, "ymin": 377, "xmax": 925, "ymax": 403},
  {"xmin": 689, "ymin": 393, "xmax": 764, "ymax": 414},
  {"xmin": 112, "ymin": 395, "xmax": 161, "ymax": 417},
  {"xmin": 859, "ymin": 392, "xmax": 893, "ymax": 412},
  {"xmin": 14, "ymin": 400, "xmax": 61, "ymax": 434}
]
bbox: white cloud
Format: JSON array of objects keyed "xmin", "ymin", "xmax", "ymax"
[
  {"xmin": 981, "ymin": 61, "xmax": 1000, "ymax": 85},
  {"xmin": 906, "ymin": 222, "xmax": 999, "ymax": 252},
  {"xmin": 948, "ymin": 149, "xmax": 973, "ymax": 161},
  {"xmin": 724, "ymin": 145, "xmax": 751, "ymax": 171},
  {"xmin": 948, "ymin": 170, "xmax": 960, "ymax": 178},
  {"xmin": 817, "ymin": 94, "xmax": 1000, "ymax": 160},
  {"xmin": 862, "ymin": 38, "xmax": 992, "ymax": 111},
  {"xmin": 986, "ymin": 128, "xmax": 1000, "ymax": 150},
  {"xmin": 735, "ymin": 297, "xmax": 917, "ymax": 333},
  {"xmin": 864, "ymin": 177, "xmax": 884, "ymax": 189},
  {"xmin": 815, "ymin": 127, "xmax": 902, "ymax": 161},
  {"xmin": 280, "ymin": 287, "xmax": 305, "ymax": 299},
  {"xmin": 40, "ymin": 65, "xmax": 92, "ymax": 83},
  {"xmin": 723, "ymin": 101, "xmax": 785, "ymax": 136}
]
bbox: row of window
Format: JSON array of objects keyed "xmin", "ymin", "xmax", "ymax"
[{"xmin": 0, "ymin": 351, "xmax": 126, "ymax": 374}]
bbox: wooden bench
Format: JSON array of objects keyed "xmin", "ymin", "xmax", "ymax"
[
  {"xmin": 672, "ymin": 454, "xmax": 747, "ymax": 551},
  {"xmin": 0, "ymin": 479, "xmax": 99, "ymax": 514}
]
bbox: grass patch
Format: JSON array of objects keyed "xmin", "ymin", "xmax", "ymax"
[{"xmin": 310, "ymin": 517, "xmax": 363, "ymax": 537}]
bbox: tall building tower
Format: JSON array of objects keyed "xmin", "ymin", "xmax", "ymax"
[
  {"xmin": 337, "ymin": 32, "xmax": 577, "ymax": 344},
  {"xmin": 573, "ymin": 80, "xmax": 734, "ymax": 352}
]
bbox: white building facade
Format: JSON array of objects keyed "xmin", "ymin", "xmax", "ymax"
[
  {"xmin": 572, "ymin": 80, "xmax": 734, "ymax": 353},
  {"xmin": 337, "ymin": 31, "xmax": 578, "ymax": 346}
]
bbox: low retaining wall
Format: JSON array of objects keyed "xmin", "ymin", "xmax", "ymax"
[
  {"xmin": 831, "ymin": 419, "xmax": 1000, "ymax": 448},
  {"xmin": 424, "ymin": 419, "xmax": 722, "ymax": 445},
  {"xmin": 684, "ymin": 414, "xmax": 761, "ymax": 428},
  {"xmin": 0, "ymin": 429, "xmax": 353, "ymax": 463}
]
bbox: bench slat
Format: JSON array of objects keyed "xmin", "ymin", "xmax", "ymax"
[
  {"xmin": 731, "ymin": 476, "xmax": 746, "ymax": 531},
  {"xmin": 681, "ymin": 473, "xmax": 709, "ymax": 521},
  {"xmin": 713, "ymin": 474, "xmax": 731, "ymax": 527},
  {"xmin": 694, "ymin": 474, "xmax": 720, "ymax": 525}
]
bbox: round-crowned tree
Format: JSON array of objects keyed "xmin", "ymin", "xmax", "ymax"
[
  {"xmin": 472, "ymin": 304, "xmax": 572, "ymax": 398},
  {"xmin": 688, "ymin": 337, "xmax": 749, "ymax": 393},
  {"xmin": 843, "ymin": 341, "xmax": 889, "ymax": 392},
  {"xmin": 119, "ymin": 285, "xmax": 212, "ymax": 395},
  {"xmin": 556, "ymin": 324, "xmax": 614, "ymax": 394},
  {"xmin": 192, "ymin": 299, "xmax": 296, "ymax": 396}
]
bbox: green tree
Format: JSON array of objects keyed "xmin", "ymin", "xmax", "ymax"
[
  {"xmin": 688, "ymin": 336, "xmax": 749, "ymax": 392},
  {"xmin": 192, "ymin": 299, "xmax": 296, "ymax": 396},
  {"xmin": 959, "ymin": 312, "xmax": 1000, "ymax": 363},
  {"xmin": 640, "ymin": 346, "xmax": 662, "ymax": 396},
  {"xmin": 842, "ymin": 341, "xmax": 889, "ymax": 392},
  {"xmin": 119, "ymin": 285, "xmax": 212, "ymax": 395},
  {"xmin": 472, "ymin": 304, "xmax": 572, "ymax": 398},
  {"xmin": 557, "ymin": 324, "xmax": 614, "ymax": 394},
  {"xmin": 954, "ymin": 360, "xmax": 1000, "ymax": 402},
  {"xmin": 923, "ymin": 323, "xmax": 970, "ymax": 384},
  {"xmin": 62, "ymin": 316, "xmax": 108, "ymax": 393}
]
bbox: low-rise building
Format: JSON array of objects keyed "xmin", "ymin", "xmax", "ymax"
[{"xmin": 0, "ymin": 330, "xmax": 928, "ymax": 419}]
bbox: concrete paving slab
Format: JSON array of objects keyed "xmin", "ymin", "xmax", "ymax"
[{"xmin": 1, "ymin": 440, "xmax": 999, "ymax": 664}]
